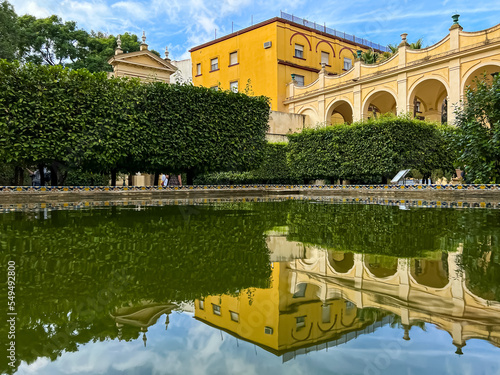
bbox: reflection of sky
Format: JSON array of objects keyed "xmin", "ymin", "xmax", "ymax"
[{"xmin": 16, "ymin": 312, "xmax": 500, "ymax": 375}]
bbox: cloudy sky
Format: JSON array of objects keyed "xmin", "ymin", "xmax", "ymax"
[{"xmin": 8, "ymin": 0, "xmax": 500, "ymax": 60}]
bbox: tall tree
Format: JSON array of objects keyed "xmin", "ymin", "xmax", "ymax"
[{"xmin": 0, "ymin": 0, "xmax": 19, "ymax": 61}]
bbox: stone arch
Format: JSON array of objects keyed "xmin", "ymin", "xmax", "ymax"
[
  {"xmin": 338, "ymin": 46, "xmax": 356, "ymax": 59},
  {"xmin": 289, "ymin": 32, "xmax": 312, "ymax": 51},
  {"xmin": 315, "ymin": 40, "xmax": 336, "ymax": 57},
  {"xmin": 410, "ymin": 254, "xmax": 450, "ymax": 289},
  {"xmin": 325, "ymin": 99, "xmax": 353, "ymax": 124},
  {"xmin": 362, "ymin": 89, "xmax": 398, "ymax": 120},
  {"xmin": 364, "ymin": 254, "xmax": 398, "ymax": 279},
  {"xmin": 298, "ymin": 106, "xmax": 320, "ymax": 128},
  {"xmin": 461, "ymin": 62, "xmax": 500, "ymax": 95},
  {"xmin": 408, "ymin": 76, "xmax": 450, "ymax": 123},
  {"xmin": 328, "ymin": 251, "xmax": 355, "ymax": 274}
]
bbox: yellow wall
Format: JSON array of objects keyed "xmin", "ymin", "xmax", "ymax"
[{"xmin": 191, "ymin": 18, "xmax": 375, "ymax": 112}]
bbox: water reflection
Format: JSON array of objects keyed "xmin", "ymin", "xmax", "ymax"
[{"xmin": 1, "ymin": 202, "xmax": 500, "ymax": 374}]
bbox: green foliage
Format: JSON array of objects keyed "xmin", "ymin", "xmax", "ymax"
[
  {"xmin": 287, "ymin": 115, "xmax": 454, "ymax": 184},
  {"xmin": 0, "ymin": 0, "xmax": 19, "ymax": 61},
  {"xmin": 360, "ymin": 49, "xmax": 379, "ymax": 64},
  {"xmin": 0, "ymin": 61, "xmax": 270, "ymax": 184},
  {"xmin": 453, "ymin": 74, "xmax": 500, "ymax": 183},
  {"xmin": 64, "ymin": 168, "xmax": 109, "ymax": 186}
]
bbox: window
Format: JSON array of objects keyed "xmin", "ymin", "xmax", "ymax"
[
  {"xmin": 211, "ymin": 86, "xmax": 219, "ymax": 91},
  {"xmin": 293, "ymin": 282, "xmax": 307, "ymax": 298},
  {"xmin": 212, "ymin": 304, "xmax": 221, "ymax": 315},
  {"xmin": 321, "ymin": 304, "xmax": 331, "ymax": 323},
  {"xmin": 210, "ymin": 58, "xmax": 218, "ymax": 71},
  {"xmin": 199, "ymin": 300, "xmax": 204, "ymax": 310},
  {"xmin": 343, "ymin": 57, "xmax": 352, "ymax": 70},
  {"xmin": 296, "ymin": 316, "xmax": 306, "ymax": 329},
  {"xmin": 230, "ymin": 81, "xmax": 238, "ymax": 93},
  {"xmin": 196, "ymin": 63, "xmax": 201, "ymax": 76},
  {"xmin": 321, "ymin": 51, "xmax": 329, "ymax": 65},
  {"xmin": 229, "ymin": 51, "xmax": 238, "ymax": 65},
  {"xmin": 294, "ymin": 44, "xmax": 304, "ymax": 58},
  {"xmin": 294, "ymin": 74, "xmax": 304, "ymax": 87},
  {"xmin": 230, "ymin": 311, "xmax": 239, "ymax": 322}
]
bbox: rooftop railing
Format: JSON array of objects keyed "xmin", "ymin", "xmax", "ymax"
[{"xmin": 280, "ymin": 11, "xmax": 389, "ymax": 52}]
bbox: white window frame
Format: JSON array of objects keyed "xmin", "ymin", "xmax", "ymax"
[
  {"xmin": 294, "ymin": 74, "xmax": 305, "ymax": 87},
  {"xmin": 210, "ymin": 58, "xmax": 218, "ymax": 71},
  {"xmin": 229, "ymin": 51, "xmax": 238, "ymax": 65},
  {"xmin": 212, "ymin": 304, "xmax": 221, "ymax": 315},
  {"xmin": 196, "ymin": 63, "xmax": 201, "ymax": 75},
  {"xmin": 343, "ymin": 57, "xmax": 352, "ymax": 70},
  {"xmin": 199, "ymin": 300, "xmax": 204, "ymax": 310},
  {"xmin": 230, "ymin": 81, "xmax": 238, "ymax": 93},
  {"xmin": 230, "ymin": 311, "xmax": 239, "ymax": 322},
  {"xmin": 321, "ymin": 51, "xmax": 329, "ymax": 65},
  {"xmin": 294, "ymin": 44, "xmax": 304, "ymax": 58}
]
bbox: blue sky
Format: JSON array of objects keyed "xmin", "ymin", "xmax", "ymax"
[{"xmin": 8, "ymin": 0, "xmax": 500, "ymax": 60}]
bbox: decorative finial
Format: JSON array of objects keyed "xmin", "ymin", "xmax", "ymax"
[
  {"xmin": 399, "ymin": 33, "xmax": 409, "ymax": 47},
  {"xmin": 142, "ymin": 31, "xmax": 146, "ymax": 44},
  {"xmin": 320, "ymin": 62, "xmax": 326, "ymax": 70},
  {"xmin": 356, "ymin": 50, "xmax": 362, "ymax": 58},
  {"xmin": 165, "ymin": 46, "xmax": 169, "ymax": 60},
  {"xmin": 452, "ymin": 14, "xmax": 460, "ymax": 25},
  {"xmin": 116, "ymin": 34, "xmax": 122, "ymax": 49}
]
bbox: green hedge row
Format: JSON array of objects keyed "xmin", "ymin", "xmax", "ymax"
[
  {"xmin": 0, "ymin": 61, "xmax": 270, "ymax": 185},
  {"xmin": 288, "ymin": 115, "xmax": 454, "ymax": 184},
  {"xmin": 198, "ymin": 116, "xmax": 454, "ymax": 185}
]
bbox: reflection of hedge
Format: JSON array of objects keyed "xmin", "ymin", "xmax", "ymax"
[{"xmin": 287, "ymin": 116, "xmax": 454, "ymax": 184}]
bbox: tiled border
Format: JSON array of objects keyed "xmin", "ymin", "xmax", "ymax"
[
  {"xmin": 1, "ymin": 183, "xmax": 499, "ymax": 193},
  {"xmin": 1, "ymin": 195, "xmax": 499, "ymax": 213}
]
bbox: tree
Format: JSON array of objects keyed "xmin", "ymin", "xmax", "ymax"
[
  {"xmin": 360, "ymin": 49, "xmax": 379, "ymax": 64},
  {"xmin": 454, "ymin": 74, "xmax": 500, "ymax": 183},
  {"xmin": 409, "ymin": 38, "xmax": 423, "ymax": 50},
  {"xmin": 0, "ymin": 0, "xmax": 19, "ymax": 61},
  {"xmin": 17, "ymin": 14, "xmax": 88, "ymax": 65}
]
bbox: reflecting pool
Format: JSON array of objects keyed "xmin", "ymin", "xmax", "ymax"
[{"xmin": 1, "ymin": 199, "xmax": 500, "ymax": 374}]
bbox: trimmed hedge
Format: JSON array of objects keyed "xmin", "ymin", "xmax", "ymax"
[
  {"xmin": 0, "ymin": 61, "xmax": 270, "ymax": 185},
  {"xmin": 287, "ymin": 115, "xmax": 454, "ymax": 184}
]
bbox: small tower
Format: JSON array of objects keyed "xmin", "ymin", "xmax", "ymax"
[
  {"xmin": 140, "ymin": 31, "xmax": 148, "ymax": 51},
  {"xmin": 164, "ymin": 46, "xmax": 171, "ymax": 62},
  {"xmin": 115, "ymin": 34, "xmax": 123, "ymax": 55}
]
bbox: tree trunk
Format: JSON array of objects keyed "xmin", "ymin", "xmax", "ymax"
[
  {"xmin": 14, "ymin": 166, "xmax": 24, "ymax": 186},
  {"xmin": 128, "ymin": 174, "xmax": 133, "ymax": 187},
  {"xmin": 111, "ymin": 169, "xmax": 117, "ymax": 187},
  {"xmin": 50, "ymin": 164, "xmax": 58, "ymax": 186},
  {"xmin": 186, "ymin": 169, "xmax": 194, "ymax": 186},
  {"xmin": 153, "ymin": 171, "xmax": 159, "ymax": 186},
  {"xmin": 38, "ymin": 164, "xmax": 45, "ymax": 186}
]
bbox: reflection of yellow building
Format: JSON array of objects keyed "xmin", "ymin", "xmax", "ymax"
[
  {"xmin": 194, "ymin": 262, "xmax": 389, "ymax": 360},
  {"xmin": 189, "ymin": 13, "xmax": 385, "ymax": 113}
]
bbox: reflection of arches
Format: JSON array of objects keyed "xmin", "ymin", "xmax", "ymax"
[
  {"xmin": 462, "ymin": 63, "xmax": 500, "ymax": 95},
  {"xmin": 328, "ymin": 251, "xmax": 355, "ymax": 274},
  {"xmin": 289, "ymin": 32, "xmax": 312, "ymax": 51},
  {"xmin": 298, "ymin": 106, "xmax": 319, "ymax": 128},
  {"xmin": 364, "ymin": 255, "xmax": 398, "ymax": 279},
  {"xmin": 315, "ymin": 40, "xmax": 336, "ymax": 57},
  {"xmin": 325, "ymin": 99, "xmax": 353, "ymax": 124},
  {"xmin": 408, "ymin": 77, "xmax": 449, "ymax": 123},
  {"xmin": 410, "ymin": 256, "xmax": 449, "ymax": 289},
  {"xmin": 362, "ymin": 89, "xmax": 398, "ymax": 120},
  {"xmin": 339, "ymin": 46, "xmax": 356, "ymax": 59}
]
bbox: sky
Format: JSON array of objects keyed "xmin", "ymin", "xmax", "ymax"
[{"xmin": 8, "ymin": 0, "xmax": 500, "ymax": 61}]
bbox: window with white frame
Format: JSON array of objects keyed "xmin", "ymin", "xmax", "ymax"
[
  {"xmin": 210, "ymin": 58, "xmax": 218, "ymax": 71},
  {"xmin": 294, "ymin": 74, "xmax": 304, "ymax": 87},
  {"xmin": 229, "ymin": 51, "xmax": 238, "ymax": 65},
  {"xmin": 321, "ymin": 51, "xmax": 329, "ymax": 65},
  {"xmin": 199, "ymin": 299, "xmax": 204, "ymax": 310},
  {"xmin": 211, "ymin": 86, "xmax": 219, "ymax": 91},
  {"xmin": 296, "ymin": 316, "xmax": 306, "ymax": 329},
  {"xmin": 230, "ymin": 81, "xmax": 238, "ymax": 92},
  {"xmin": 196, "ymin": 63, "xmax": 201, "ymax": 75},
  {"xmin": 343, "ymin": 57, "xmax": 352, "ymax": 70},
  {"xmin": 230, "ymin": 311, "xmax": 239, "ymax": 322},
  {"xmin": 294, "ymin": 44, "xmax": 304, "ymax": 58}
]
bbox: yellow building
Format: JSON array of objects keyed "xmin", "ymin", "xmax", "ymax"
[{"xmin": 189, "ymin": 13, "xmax": 387, "ymax": 112}]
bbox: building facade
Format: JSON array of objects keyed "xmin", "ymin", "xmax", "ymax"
[
  {"xmin": 286, "ymin": 16, "xmax": 500, "ymax": 126},
  {"xmin": 189, "ymin": 13, "xmax": 387, "ymax": 112}
]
